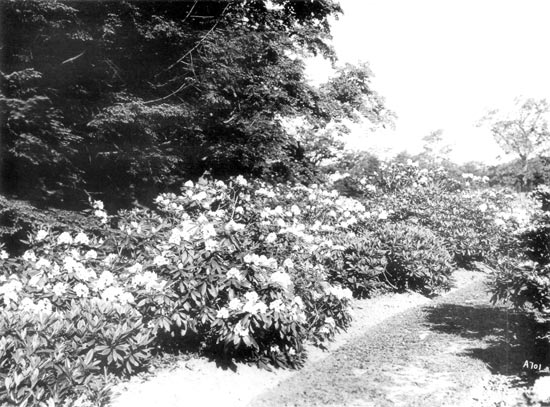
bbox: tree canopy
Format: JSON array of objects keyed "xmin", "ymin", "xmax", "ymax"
[
  {"xmin": 1, "ymin": 0, "xmax": 392, "ymax": 208},
  {"xmin": 479, "ymin": 97, "xmax": 550, "ymax": 166}
]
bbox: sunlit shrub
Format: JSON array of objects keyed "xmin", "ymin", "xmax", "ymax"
[
  {"xmin": 492, "ymin": 185, "xmax": 550, "ymax": 340},
  {"xmin": 379, "ymin": 223, "xmax": 454, "ymax": 295},
  {"xmin": 325, "ymin": 233, "xmax": 388, "ymax": 299}
]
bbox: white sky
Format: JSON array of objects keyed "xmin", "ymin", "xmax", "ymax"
[{"xmin": 306, "ymin": 0, "xmax": 550, "ymax": 164}]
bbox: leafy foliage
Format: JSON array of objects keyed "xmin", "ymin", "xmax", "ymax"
[
  {"xmin": 0, "ymin": 161, "xmax": 527, "ymax": 406},
  {"xmin": 0, "ymin": 0, "xmax": 392, "ymax": 207},
  {"xmin": 479, "ymin": 97, "xmax": 550, "ymax": 171},
  {"xmin": 491, "ymin": 185, "xmax": 550, "ymax": 342}
]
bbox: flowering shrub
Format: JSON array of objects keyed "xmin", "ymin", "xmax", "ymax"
[
  {"xmin": 0, "ymin": 166, "xmax": 524, "ymax": 406},
  {"xmin": 375, "ymin": 182, "xmax": 520, "ymax": 268},
  {"xmin": 379, "ymin": 223, "xmax": 454, "ymax": 295},
  {"xmin": 327, "ymin": 223, "xmax": 454, "ymax": 298},
  {"xmin": 519, "ymin": 186, "xmax": 550, "ymax": 266},
  {"xmin": 325, "ymin": 233, "xmax": 388, "ymax": 298},
  {"xmin": 492, "ymin": 185, "xmax": 550, "ymax": 340},
  {"xmin": 0, "ymin": 176, "xmax": 369, "ymax": 404}
]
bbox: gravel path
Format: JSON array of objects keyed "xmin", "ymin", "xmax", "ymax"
[
  {"xmin": 250, "ymin": 272, "xmax": 543, "ymax": 407},
  {"xmin": 109, "ymin": 271, "xmax": 547, "ymax": 407}
]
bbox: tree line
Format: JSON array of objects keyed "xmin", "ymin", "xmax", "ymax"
[{"xmin": 0, "ymin": 0, "xmax": 392, "ymax": 209}]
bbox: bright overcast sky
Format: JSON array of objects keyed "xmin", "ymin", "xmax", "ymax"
[{"xmin": 306, "ymin": 0, "xmax": 550, "ymax": 164}]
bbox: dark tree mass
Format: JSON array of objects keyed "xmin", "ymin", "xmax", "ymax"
[{"xmin": 0, "ymin": 0, "xmax": 390, "ymax": 208}]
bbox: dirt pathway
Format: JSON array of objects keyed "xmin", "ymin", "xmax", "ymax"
[
  {"xmin": 110, "ymin": 272, "xmax": 548, "ymax": 407},
  {"xmin": 248, "ymin": 274, "xmax": 546, "ymax": 407}
]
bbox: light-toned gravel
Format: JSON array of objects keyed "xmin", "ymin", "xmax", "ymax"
[{"xmin": 108, "ymin": 270, "xmax": 483, "ymax": 407}]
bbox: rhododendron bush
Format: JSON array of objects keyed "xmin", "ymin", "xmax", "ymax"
[
  {"xmin": 491, "ymin": 185, "xmax": 550, "ymax": 341},
  {"xmin": 327, "ymin": 161, "xmax": 524, "ymax": 268},
  {"xmin": 0, "ymin": 165, "xmax": 523, "ymax": 406},
  {"xmin": 1, "ymin": 176, "xmax": 360, "ymax": 405}
]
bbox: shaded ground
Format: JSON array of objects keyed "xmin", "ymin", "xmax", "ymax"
[
  {"xmin": 249, "ymin": 273, "xmax": 547, "ymax": 407},
  {"xmin": 109, "ymin": 271, "xmax": 549, "ymax": 407},
  {"xmin": 109, "ymin": 278, "xmax": 434, "ymax": 407}
]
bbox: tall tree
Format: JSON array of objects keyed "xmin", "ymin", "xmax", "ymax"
[
  {"xmin": 1, "ymin": 0, "xmax": 392, "ymax": 207},
  {"xmin": 479, "ymin": 97, "xmax": 550, "ymax": 169},
  {"xmin": 291, "ymin": 62, "xmax": 394, "ymax": 166},
  {"xmin": 419, "ymin": 129, "xmax": 452, "ymax": 166}
]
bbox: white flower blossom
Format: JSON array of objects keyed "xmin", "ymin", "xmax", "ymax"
[
  {"xmin": 74, "ymin": 232, "xmax": 90, "ymax": 245},
  {"xmin": 84, "ymin": 250, "xmax": 97, "ymax": 260},
  {"xmin": 234, "ymin": 175, "xmax": 248, "ymax": 187},
  {"xmin": 378, "ymin": 210, "xmax": 389, "ymax": 220},
  {"xmin": 0, "ymin": 250, "xmax": 8, "ymax": 260},
  {"xmin": 242, "ymin": 297, "xmax": 267, "ymax": 315},
  {"xmin": 269, "ymin": 299, "xmax": 285, "ymax": 313},
  {"xmin": 20, "ymin": 297, "xmax": 36, "ymax": 313},
  {"xmin": 292, "ymin": 296, "xmax": 304, "ymax": 309},
  {"xmin": 227, "ymin": 267, "xmax": 244, "ymax": 281},
  {"xmin": 228, "ymin": 298, "xmax": 243, "ymax": 311},
  {"xmin": 366, "ymin": 184, "xmax": 377, "ymax": 193},
  {"xmin": 101, "ymin": 286, "xmax": 124, "ymax": 302},
  {"xmin": 216, "ymin": 308, "xmax": 230, "ymax": 319},
  {"xmin": 70, "ymin": 248, "xmax": 81, "ymax": 259},
  {"xmin": 191, "ymin": 191, "xmax": 207, "ymax": 201},
  {"xmin": 265, "ymin": 232, "xmax": 277, "ymax": 244},
  {"xmin": 269, "ymin": 270, "xmax": 292, "ymax": 290},
  {"xmin": 202, "ymin": 223, "xmax": 217, "ymax": 239},
  {"xmin": 325, "ymin": 285, "xmax": 353, "ymax": 300},
  {"xmin": 36, "ymin": 298, "xmax": 52, "ymax": 315},
  {"xmin": 95, "ymin": 270, "xmax": 115, "ymax": 290},
  {"xmin": 94, "ymin": 209, "xmax": 108, "ymax": 224},
  {"xmin": 36, "ymin": 230, "xmax": 48, "ymax": 241},
  {"xmin": 52, "ymin": 282, "xmax": 67, "ymax": 297},
  {"xmin": 92, "ymin": 200, "xmax": 104, "ymax": 210},
  {"xmin": 168, "ymin": 228, "xmax": 182, "ymax": 245},
  {"xmin": 74, "ymin": 283, "xmax": 90, "ymax": 298},
  {"xmin": 75, "ymin": 267, "xmax": 95, "ymax": 282},
  {"xmin": 225, "ymin": 220, "xmax": 245, "ymax": 233},
  {"xmin": 132, "ymin": 271, "xmax": 165, "ymax": 291},
  {"xmin": 204, "ymin": 239, "xmax": 218, "ymax": 251},
  {"xmin": 103, "ymin": 253, "xmax": 117, "ymax": 265},
  {"xmin": 290, "ymin": 205, "xmax": 301, "ymax": 216},
  {"xmin": 244, "ymin": 291, "xmax": 259, "ymax": 303},
  {"xmin": 63, "ymin": 256, "xmax": 80, "ymax": 273},
  {"xmin": 127, "ymin": 263, "xmax": 143, "ymax": 273},
  {"xmin": 119, "ymin": 292, "xmax": 135, "ymax": 304},
  {"xmin": 57, "ymin": 232, "xmax": 73, "ymax": 245},
  {"xmin": 1, "ymin": 279, "xmax": 24, "ymax": 305},
  {"xmin": 283, "ymin": 258, "xmax": 294, "ymax": 269},
  {"xmin": 22, "ymin": 250, "xmax": 37, "ymax": 262},
  {"xmin": 243, "ymin": 253, "xmax": 277, "ymax": 269},
  {"xmin": 153, "ymin": 254, "xmax": 169, "ymax": 267},
  {"xmin": 50, "ymin": 263, "xmax": 61, "ymax": 276}
]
